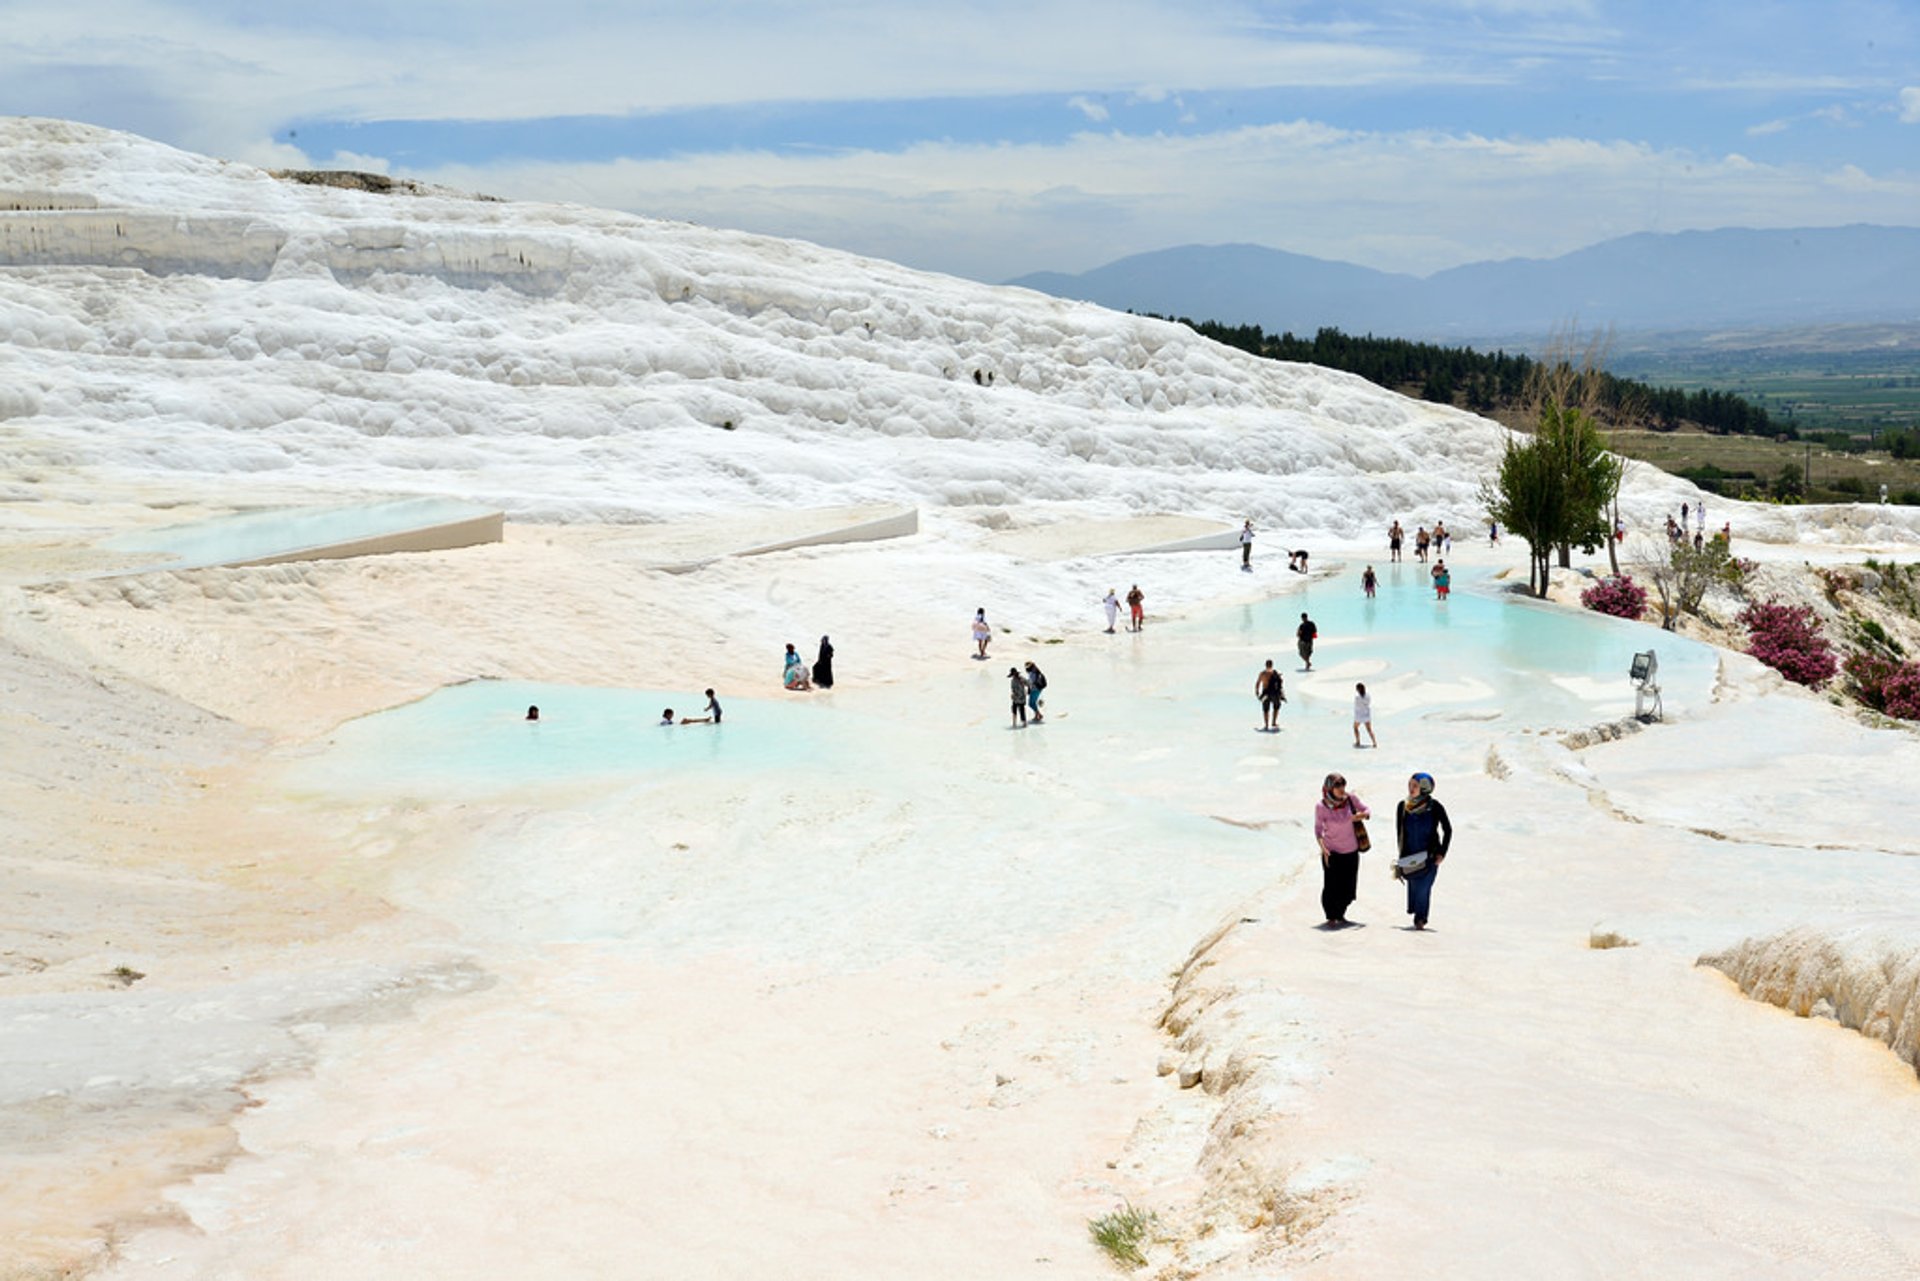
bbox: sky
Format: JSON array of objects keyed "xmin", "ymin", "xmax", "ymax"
[{"xmin": 5, "ymin": 1, "xmax": 1919, "ymax": 283}]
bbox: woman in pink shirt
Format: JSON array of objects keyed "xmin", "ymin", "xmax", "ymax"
[{"xmin": 1314, "ymin": 772, "xmax": 1371, "ymax": 928}]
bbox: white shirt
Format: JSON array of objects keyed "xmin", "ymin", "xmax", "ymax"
[
  {"xmin": 1354, "ymin": 693, "xmax": 1372, "ymax": 721},
  {"xmin": 1240, "ymin": 527, "xmax": 1254, "ymax": 544}
]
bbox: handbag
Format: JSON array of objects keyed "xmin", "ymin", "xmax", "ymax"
[
  {"xmin": 1351, "ymin": 815, "xmax": 1371, "ymax": 853},
  {"xmin": 1395, "ymin": 850, "xmax": 1430, "ymax": 875}
]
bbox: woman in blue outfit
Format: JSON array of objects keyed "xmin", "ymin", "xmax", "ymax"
[{"xmin": 1394, "ymin": 772, "xmax": 1453, "ymax": 930}]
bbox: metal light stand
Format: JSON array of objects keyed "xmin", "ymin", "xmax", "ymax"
[{"xmin": 1630, "ymin": 649, "xmax": 1662, "ymax": 723}]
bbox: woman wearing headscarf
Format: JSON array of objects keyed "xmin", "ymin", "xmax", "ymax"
[
  {"xmin": 783, "ymin": 643, "xmax": 812, "ymax": 691},
  {"xmin": 1394, "ymin": 772, "xmax": 1453, "ymax": 930},
  {"xmin": 1313, "ymin": 772, "xmax": 1370, "ymax": 928},
  {"xmin": 812, "ymin": 636, "xmax": 835, "ymax": 689}
]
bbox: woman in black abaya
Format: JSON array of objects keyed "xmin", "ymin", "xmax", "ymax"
[{"xmin": 812, "ymin": 636, "xmax": 835, "ymax": 688}]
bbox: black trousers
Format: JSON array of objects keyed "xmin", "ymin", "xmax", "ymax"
[{"xmin": 1321, "ymin": 851, "xmax": 1359, "ymax": 921}]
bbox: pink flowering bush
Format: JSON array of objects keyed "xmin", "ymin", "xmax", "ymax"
[
  {"xmin": 1737, "ymin": 600, "xmax": 1837, "ymax": 688},
  {"xmin": 1579, "ymin": 574, "xmax": 1647, "ymax": 620},
  {"xmin": 1846, "ymin": 652, "xmax": 1920, "ymax": 719}
]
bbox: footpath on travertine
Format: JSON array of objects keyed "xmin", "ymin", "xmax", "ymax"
[
  {"xmin": 1141, "ymin": 653, "xmax": 1920, "ymax": 1279},
  {"xmin": 9, "ymin": 509, "xmax": 1920, "ymax": 1280}
]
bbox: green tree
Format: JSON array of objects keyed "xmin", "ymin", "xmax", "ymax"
[
  {"xmin": 1537, "ymin": 403, "xmax": 1624, "ymax": 570},
  {"xmin": 1480, "ymin": 432, "xmax": 1562, "ymax": 597},
  {"xmin": 1479, "ymin": 402, "xmax": 1624, "ymax": 599}
]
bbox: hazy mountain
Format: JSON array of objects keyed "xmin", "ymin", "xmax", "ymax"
[{"xmin": 1006, "ymin": 226, "xmax": 1920, "ymax": 344}]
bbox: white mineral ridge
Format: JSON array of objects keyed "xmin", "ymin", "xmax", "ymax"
[
  {"xmin": 1703, "ymin": 921, "xmax": 1920, "ymax": 1077},
  {"xmin": 3, "ymin": 116, "xmax": 1914, "ymax": 547}
]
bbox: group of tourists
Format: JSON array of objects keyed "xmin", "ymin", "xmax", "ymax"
[
  {"xmin": 1314, "ymin": 771, "xmax": 1453, "ymax": 931},
  {"xmin": 979, "ymin": 522, "xmax": 1465, "ymax": 928},
  {"xmin": 1007, "ymin": 660, "xmax": 1049, "ymax": 727},
  {"xmin": 1102, "ymin": 586, "xmax": 1147, "ymax": 633},
  {"xmin": 1386, "ymin": 518, "xmax": 1453, "ymax": 563},
  {"xmin": 783, "ymin": 637, "xmax": 835, "ymax": 691}
]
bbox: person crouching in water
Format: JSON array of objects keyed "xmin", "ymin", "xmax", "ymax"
[{"xmin": 1394, "ymin": 772, "xmax": 1453, "ymax": 930}]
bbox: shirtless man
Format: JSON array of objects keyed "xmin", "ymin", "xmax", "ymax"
[{"xmin": 1255, "ymin": 660, "xmax": 1286, "ymax": 730}]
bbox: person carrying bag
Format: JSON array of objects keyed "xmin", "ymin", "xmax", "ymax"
[
  {"xmin": 1393, "ymin": 772, "xmax": 1453, "ymax": 930},
  {"xmin": 1313, "ymin": 772, "xmax": 1370, "ymax": 929}
]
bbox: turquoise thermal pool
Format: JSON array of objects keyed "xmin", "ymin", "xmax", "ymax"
[
  {"xmin": 99, "ymin": 497, "xmax": 501, "ymax": 573},
  {"xmin": 287, "ymin": 565, "xmax": 1717, "ymax": 804}
]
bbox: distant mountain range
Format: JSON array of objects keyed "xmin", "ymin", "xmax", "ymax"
[{"xmin": 1005, "ymin": 226, "xmax": 1920, "ymax": 345}]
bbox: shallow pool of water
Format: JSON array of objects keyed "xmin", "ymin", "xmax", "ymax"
[{"xmin": 100, "ymin": 497, "xmax": 497, "ymax": 571}]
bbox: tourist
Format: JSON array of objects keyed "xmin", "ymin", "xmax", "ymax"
[
  {"xmin": 1288, "ymin": 548, "xmax": 1310, "ymax": 574},
  {"xmin": 1695, "ymin": 501, "xmax": 1707, "ymax": 537},
  {"xmin": 1256, "ymin": 660, "xmax": 1285, "ymax": 731},
  {"xmin": 1008, "ymin": 666, "xmax": 1029, "ymax": 728},
  {"xmin": 1681, "ymin": 501, "xmax": 1690, "ymax": 532},
  {"xmin": 783, "ymin": 644, "xmax": 812, "ymax": 690},
  {"xmin": 659, "ymin": 708, "xmax": 676, "ymax": 726},
  {"xmin": 1296, "ymin": 612, "xmax": 1317, "ymax": 671},
  {"xmin": 1394, "ymin": 772, "xmax": 1453, "ymax": 930},
  {"xmin": 1435, "ymin": 521, "xmax": 1449, "ymax": 555},
  {"xmin": 1362, "ymin": 565, "xmax": 1377, "ymax": 598},
  {"xmin": 1314, "ymin": 772, "xmax": 1371, "ymax": 928},
  {"xmin": 972, "ymin": 608, "xmax": 992, "ymax": 659},
  {"xmin": 1389, "ymin": 520, "xmax": 1404, "ymax": 562},
  {"xmin": 1102, "ymin": 588, "xmax": 1121, "ymax": 634},
  {"xmin": 812, "ymin": 636, "xmax": 835, "ymax": 689},
  {"xmin": 525, "ymin": 705, "xmax": 540, "ymax": 721},
  {"xmin": 1488, "ymin": 519, "xmax": 1499, "ymax": 544},
  {"xmin": 1023, "ymin": 661, "xmax": 1047, "ymax": 724},
  {"xmin": 1434, "ymin": 560, "xmax": 1450, "ymax": 600},
  {"xmin": 1353, "ymin": 683, "xmax": 1376, "ymax": 748},
  {"xmin": 1127, "ymin": 584, "xmax": 1145, "ymax": 632},
  {"xmin": 1240, "ymin": 519, "xmax": 1255, "ymax": 571},
  {"xmin": 703, "ymin": 689, "xmax": 722, "ymax": 724},
  {"xmin": 1415, "ymin": 526, "xmax": 1430, "ymax": 563},
  {"xmin": 1614, "ymin": 516, "xmax": 1625, "ymax": 544}
]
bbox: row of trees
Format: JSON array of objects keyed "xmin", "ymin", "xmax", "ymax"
[{"xmin": 1145, "ymin": 318, "xmax": 1784, "ymax": 438}]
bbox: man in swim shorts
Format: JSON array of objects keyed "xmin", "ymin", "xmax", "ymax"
[
  {"xmin": 1256, "ymin": 660, "xmax": 1285, "ymax": 730},
  {"xmin": 1296, "ymin": 613, "xmax": 1317, "ymax": 671}
]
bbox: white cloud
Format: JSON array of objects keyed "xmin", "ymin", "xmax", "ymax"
[
  {"xmin": 402, "ymin": 121, "xmax": 1920, "ymax": 283},
  {"xmin": 1900, "ymin": 87, "xmax": 1920, "ymax": 124},
  {"xmin": 1745, "ymin": 119, "xmax": 1788, "ymax": 137},
  {"xmin": 0, "ymin": 1, "xmax": 1428, "ymax": 161},
  {"xmin": 1066, "ymin": 95, "xmax": 1110, "ymax": 123}
]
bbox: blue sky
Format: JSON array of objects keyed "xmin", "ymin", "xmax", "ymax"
[{"xmin": 5, "ymin": 1, "xmax": 1918, "ymax": 282}]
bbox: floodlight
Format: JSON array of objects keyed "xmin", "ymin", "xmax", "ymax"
[{"xmin": 1629, "ymin": 649, "xmax": 1662, "ymax": 722}]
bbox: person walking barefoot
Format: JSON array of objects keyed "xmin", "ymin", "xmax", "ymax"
[
  {"xmin": 1007, "ymin": 666, "xmax": 1029, "ymax": 728},
  {"xmin": 1394, "ymin": 772, "xmax": 1453, "ymax": 930},
  {"xmin": 1256, "ymin": 660, "xmax": 1285, "ymax": 731},
  {"xmin": 1353, "ymin": 682, "xmax": 1376, "ymax": 748},
  {"xmin": 1296, "ymin": 612, "xmax": 1317, "ymax": 672},
  {"xmin": 1102, "ymin": 588, "xmax": 1121, "ymax": 634},
  {"xmin": 1314, "ymin": 773, "xmax": 1370, "ymax": 928},
  {"xmin": 1127, "ymin": 584, "xmax": 1145, "ymax": 632},
  {"xmin": 972, "ymin": 608, "xmax": 992, "ymax": 659},
  {"xmin": 1362, "ymin": 565, "xmax": 1377, "ymax": 598},
  {"xmin": 1239, "ymin": 519, "xmax": 1255, "ymax": 571},
  {"xmin": 1022, "ymin": 661, "xmax": 1047, "ymax": 723}
]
